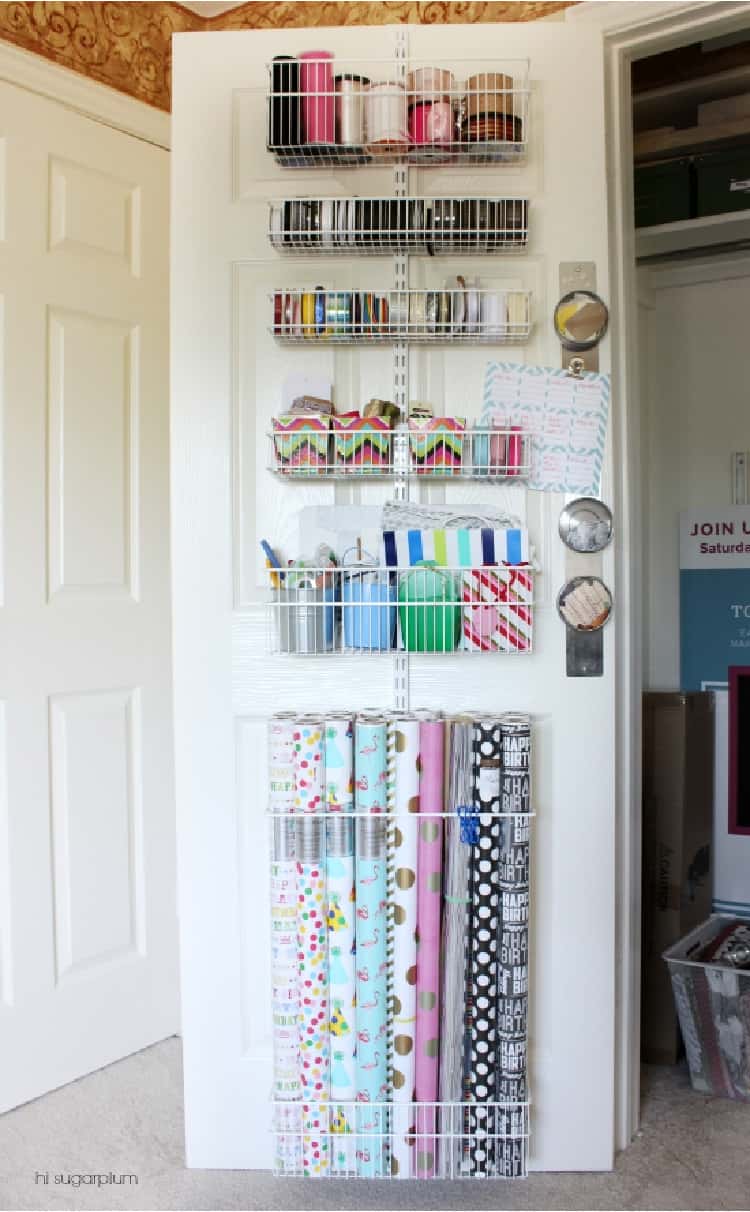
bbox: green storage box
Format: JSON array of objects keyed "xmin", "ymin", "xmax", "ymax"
[
  {"xmin": 398, "ymin": 562, "xmax": 461, "ymax": 653},
  {"xmin": 634, "ymin": 158, "xmax": 693, "ymax": 228},
  {"xmin": 695, "ymin": 145, "xmax": 750, "ymax": 217}
]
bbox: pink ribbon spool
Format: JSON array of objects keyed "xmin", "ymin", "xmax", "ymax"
[
  {"xmin": 507, "ymin": 425, "xmax": 523, "ymax": 476},
  {"xmin": 299, "ymin": 50, "xmax": 334, "ymax": 144},
  {"xmin": 408, "ymin": 100, "xmax": 453, "ymax": 146}
]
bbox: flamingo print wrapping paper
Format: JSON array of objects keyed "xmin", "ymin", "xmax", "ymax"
[
  {"xmin": 354, "ymin": 714, "xmax": 388, "ymax": 1178},
  {"xmin": 389, "ymin": 715, "xmax": 420, "ymax": 1178},
  {"xmin": 325, "ymin": 714, "xmax": 356, "ymax": 1173},
  {"xmin": 415, "ymin": 718, "xmax": 444, "ymax": 1179},
  {"xmin": 294, "ymin": 721, "xmax": 329, "ymax": 1177}
]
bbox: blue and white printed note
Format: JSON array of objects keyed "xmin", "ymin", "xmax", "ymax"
[{"xmin": 481, "ymin": 362, "xmax": 611, "ymax": 495}]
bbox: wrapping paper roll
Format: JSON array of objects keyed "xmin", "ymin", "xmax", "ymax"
[
  {"xmin": 269, "ymin": 716, "xmax": 300, "ymax": 1173},
  {"xmin": 297, "ymin": 816, "xmax": 329, "ymax": 1177},
  {"xmin": 466, "ymin": 718, "xmax": 502, "ymax": 1176},
  {"xmin": 415, "ymin": 719, "xmax": 444, "ymax": 1179},
  {"xmin": 389, "ymin": 716, "xmax": 420, "ymax": 1178},
  {"xmin": 439, "ymin": 719, "xmax": 473, "ymax": 1178},
  {"xmin": 327, "ymin": 814, "xmax": 356, "ymax": 1174},
  {"xmin": 497, "ymin": 716, "xmax": 531, "ymax": 1178},
  {"xmin": 271, "ymin": 847, "xmax": 301, "ymax": 1174},
  {"xmin": 385, "ymin": 721, "xmax": 396, "ymax": 1110},
  {"xmin": 355, "ymin": 714, "xmax": 388, "ymax": 814},
  {"xmin": 325, "ymin": 716, "xmax": 354, "ymax": 813},
  {"xmin": 269, "ymin": 713, "xmax": 296, "ymax": 817},
  {"xmin": 294, "ymin": 718, "xmax": 325, "ymax": 814},
  {"xmin": 294, "ymin": 723, "xmax": 328, "ymax": 1177},
  {"xmin": 355, "ymin": 716, "xmax": 388, "ymax": 1178}
]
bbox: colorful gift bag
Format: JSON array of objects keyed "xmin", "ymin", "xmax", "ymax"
[
  {"xmin": 273, "ymin": 414, "xmax": 330, "ymax": 474},
  {"xmin": 331, "ymin": 416, "xmax": 391, "ymax": 474},
  {"xmin": 461, "ymin": 567, "xmax": 534, "ymax": 652},
  {"xmin": 382, "ymin": 527, "xmax": 529, "ymax": 570},
  {"xmin": 408, "ymin": 418, "xmax": 465, "ymax": 476}
]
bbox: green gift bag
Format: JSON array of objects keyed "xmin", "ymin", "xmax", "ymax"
[{"xmin": 398, "ymin": 560, "xmax": 461, "ymax": 652}]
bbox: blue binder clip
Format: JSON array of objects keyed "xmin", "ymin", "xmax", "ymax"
[{"xmin": 457, "ymin": 805, "xmax": 479, "ymax": 845}]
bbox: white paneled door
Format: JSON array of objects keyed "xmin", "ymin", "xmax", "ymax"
[
  {"xmin": 173, "ymin": 21, "xmax": 616, "ymax": 1172},
  {"xmin": 0, "ymin": 80, "xmax": 178, "ymax": 1112}
]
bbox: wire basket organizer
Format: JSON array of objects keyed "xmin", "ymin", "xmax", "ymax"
[
  {"xmin": 266, "ymin": 564, "xmax": 534, "ymax": 655},
  {"xmin": 269, "ymin": 197, "xmax": 530, "ymax": 255},
  {"xmin": 270, "ymin": 810, "xmax": 533, "ymax": 1180},
  {"xmin": 268, "ymin": 425, "xmax": 533, "ymax": 481},
  {"xmin": 271, "ymin": 1097, "xmax": 530, "ymax": 1179},
  {"xmin": 267, "ymin": 710, "xmax": 534, "ymax": 1180},
  {"xmin": 267, "ymin": 56, "xmax": 530, "ymax": 168},
  {"xmin": 271, "ymin": 287, "xmax": 532, "ymax": 344}
]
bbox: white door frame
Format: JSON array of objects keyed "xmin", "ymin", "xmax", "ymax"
[{"xmin": 569, "ymin": 0, "xmax": 750, "ymax": 1150}]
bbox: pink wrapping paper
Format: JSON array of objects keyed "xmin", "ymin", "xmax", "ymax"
[{"xmin": 415, "ymin": 719, "xmax": 444, "ymax": 1178}]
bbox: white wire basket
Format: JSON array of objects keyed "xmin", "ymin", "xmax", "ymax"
[
  {"xmin": 265, "ymin": 564, "xmax": 535, "ymax": 656},
  {"xmin": 266, "ymin": 56, "xmax": 530, "ymax": 168},
  {"xmin": 270, "ymin": 1098, "xmax": 530, "ymax": 1179},
  {"xmin": 269, "ymin": 197, "xmax": 529, "ymax": 255},
  {"xmin": 271, "ymin": 287, "xmax": 532, "ymax": 344},
  {"xmin": 268, "ymin": 425, "xmax": 533, "ymax": 481}
]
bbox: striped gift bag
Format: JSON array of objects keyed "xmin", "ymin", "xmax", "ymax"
[
  {"xmin": 382, "ymin": 527, "xmax": 529, "ymax": 570},
  {"xmin": 461, "ymin": 567, "xmax": 534, "ymax": 652}
]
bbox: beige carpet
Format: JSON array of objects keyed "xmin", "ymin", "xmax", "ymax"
[{"xmin": 0, "ymin": 1037, "xmax": 748, "ymax": 1211}]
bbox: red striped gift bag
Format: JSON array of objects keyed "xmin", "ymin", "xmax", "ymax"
[{"xmin": 461, "ymin": 567, "xmax": 534, "ymax": 652}]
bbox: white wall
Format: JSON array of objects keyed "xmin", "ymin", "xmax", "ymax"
[{"xmin": 640, "ymin": 254, "xmax": 750, "ymax": 913}]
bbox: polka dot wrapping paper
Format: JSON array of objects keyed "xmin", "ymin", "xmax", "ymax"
[
  {"xmin": 466, "ymin": 718, "xmax": 503, "ymax": 1176},
  {"xmin": 297, "ymin": 843, "xmax": 330, "ymax": 1177},
  {"xmin": 294, "ymin": 720, "xmax": 329, "ymax": 1177},
  {"xmin": 415, "ymin": 718, "xmax": 444, "ymax": 1179},
  {"xmin": 496, "ymin": 716, "xmax": 531, "ymax": 1178}
]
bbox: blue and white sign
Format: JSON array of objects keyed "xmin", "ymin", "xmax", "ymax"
[{"xmin": 680, "ymin": 507, "xmax": 750, "ymax": 690}]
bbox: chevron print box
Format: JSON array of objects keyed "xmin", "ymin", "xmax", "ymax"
[
  {"xmin": 272, "ymin": 414, "xmax": 329, "ymax": 474},
  {"xmin": 461, "ymin": 566, "xmax": 534, "ymax": 652},
  {"xmin": 408, "ymin": 417, "xmax": 465, "ymax": 475},
  {"xmin": 331, "ymin": 416, "xmax": 391, "ymax": 473}
]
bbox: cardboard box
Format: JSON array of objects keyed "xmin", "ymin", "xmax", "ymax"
[{"xmin": 642, "ymin": 692, "xmax": 714, "ymax": 1064}]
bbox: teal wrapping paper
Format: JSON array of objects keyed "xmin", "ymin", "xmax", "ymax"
[
  {"xmin": 327, "ymin": 808, "xmax": 356, "ymax": 1171},
  {"xmin": 326, "ymin": 714, "xmax": 356, "ymax": 1173},
  {"xmin": 354, "ymin": 715, "xmax": 388, "ymax": 1177}
]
